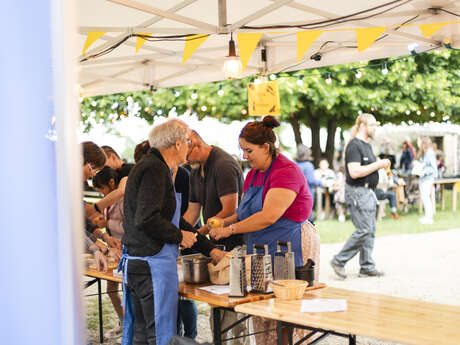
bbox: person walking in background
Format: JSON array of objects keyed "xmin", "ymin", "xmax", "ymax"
[
  {"xmin": 399, "ymin": 140, "xmax": 414, "ymax": 173},
  {"xmin": 330, "ymin": 113, "xmax": 390, "ymax": 279},
  {"xmin": 295, "ymin": 144, "xmax": 323, "ymax": 206},
  {"xmin": 417, "ymin": 136, "xmax": 437, "ymax": 225}
]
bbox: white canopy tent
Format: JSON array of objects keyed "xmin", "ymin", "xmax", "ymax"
[{"xmin": 78, "ymin": 0, "xmax": 460, "ymax": 96}]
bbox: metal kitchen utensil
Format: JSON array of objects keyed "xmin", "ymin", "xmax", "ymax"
[
  {"xmin": 181, "ymin": 253, "xmax": 212, "ymax": 284},
  {"xmin": 273, "ymin": 241, "xmax": 296, "ymax": 281},
  {"xmin": 229, "ymin": 245, "xmax": 247, "ymax": 297},
  {"xmin": 251, "ymin": 244, "xmax": 273, "ymax": 294}
]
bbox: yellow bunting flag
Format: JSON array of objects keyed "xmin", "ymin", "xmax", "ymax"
[
  {"xmin": 182, "ymin": 35, "xmax": 209, "ymax": 64},
  {"xmin": 355, "ymin": 27, "xmax": 387, "ymax": 52},
  {"xmin": 296, "ymin": 30, "xmax": 323, "ymax": 62},
  {"xmin": 237, "ymin": 33, "xmax": 263, "ymax": 71},
  {"xmin": 419, "ymin": 22, "xmax": 449, "ymax": 38},
  {"xmin": 136, "ymin": 33, "xmax": 151, "ymax": 53},
  {"xmin": 248, "ymin": 80, "xmax": 280, "ymax": 116},
  {"xmin": 82, "ymin": 32, "xmax": 106, "ymax": 55}
]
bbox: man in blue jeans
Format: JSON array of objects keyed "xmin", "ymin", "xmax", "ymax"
[{"xmin": 331, "ymin": 114, "xmax": 390, "ymax": 279}]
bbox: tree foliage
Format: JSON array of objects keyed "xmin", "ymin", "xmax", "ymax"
[{"xmin": 80, "ymin": 49, "xmax": 460, "ymax": 164}]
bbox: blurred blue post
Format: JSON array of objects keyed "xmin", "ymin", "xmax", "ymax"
[{"xmin": 0, "ymin": 1, "xmax": 84, "ymax": 344}]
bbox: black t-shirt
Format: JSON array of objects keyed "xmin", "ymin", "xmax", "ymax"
[
  {"xmin": 117, "ymin": 163, "xmax": 135, "ymax": 179},
  {"xmin": 345, "ymin": 138, "xmax": 379, "ymax": 189},
  {"xmin": 174, "ymin": 166, "xmax": 190, "ymax": 216},
  {"xmin": 190, "ymin": 146, "xmax": 244, "ymax": 250}
]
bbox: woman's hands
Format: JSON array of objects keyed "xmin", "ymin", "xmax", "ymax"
[{"xmin": 209, "ymin": 248, "xmax": 226, "ymax": 264}]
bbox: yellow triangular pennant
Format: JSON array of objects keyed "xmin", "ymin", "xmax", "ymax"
[
  {"xmin": 419, "ymin": 22, "xmax": 449, "ymax": 37},
  {"xmin": 355, "ymin": 27, "xmax": 386, "ymax": 52},
  {"xmin": 136, "ymin": 33, "xmax": 151, "ymax": 53},
  {"xmin": 82, "ymin": 32, "xmax": 106, "ymax": 55},
  {"xmin": 237, "ymin": 33, "xmax": 263, "ymax": 71},
  {"xmin": 182, "ymin": 35, "xmax": 209, "ymax": 64},
  {"xmin": 296, "ymin": 30, "xmax": 323, "ymax": 62}
]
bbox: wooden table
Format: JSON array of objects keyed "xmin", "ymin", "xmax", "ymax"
[
  {"xmin": 435, "ymin": 178, "xmax": 460, "ymax": 212},
  {"xmin": 85, "ymin": 268, "xmax": 325, "ymax": 344},
  {"xmin": 316, "ymin": 187, "xmax": 331, "ymax": 219},
  {"xmin": 235, "ymin": 286, "xmax": 460, "ymax": 345}
]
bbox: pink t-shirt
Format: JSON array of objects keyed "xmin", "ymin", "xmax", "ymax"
[{"xmin": 243, "ymin": 154, "xmax": 312, "ymax": 222}]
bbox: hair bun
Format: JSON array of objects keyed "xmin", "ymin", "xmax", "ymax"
[{"xmin": 262, "ymin": 116, "xmax": 280, "ymax": 129}]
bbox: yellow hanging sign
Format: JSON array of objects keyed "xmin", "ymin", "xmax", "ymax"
[
  {"xmin": 182, "ymin": 35, "xmax": 209, "ymax": 64},
  {"xmin": 136, "ymin": 33, "xmax": 151, "ymax": 53},
  {"xmin": 82, "ymin": 32, "xmax": 106, "ymax": 55},
  {"xmin": 248, "ymin": 80, "xmax": 280, "ymax": 116},
  {"xmin": 355, "ymin": 27, "xmax": 387, "ymax": 52},
  {"xmin": 237, "ymin": 33, "xmax": 263, "ymax": 72},
  {"xmin": 296, "ymin": 30, "xmax": 323, "ymax": 62}
]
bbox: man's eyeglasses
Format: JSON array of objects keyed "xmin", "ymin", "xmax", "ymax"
[{"xmin": 186, "ymin": 138, "xmax": 193, "ymax": 146}]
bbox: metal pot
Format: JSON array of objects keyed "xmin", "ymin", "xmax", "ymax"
[{"xmin": 181, "ymin": 254, "xmax": 211, "ymax": 284}]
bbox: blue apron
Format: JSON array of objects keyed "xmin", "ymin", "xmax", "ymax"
[
  {"xmin": 119, "ymin": 191, "xmax": 181, "ymax": 345},
  {"xmin": 236, "ymin": 161, "xmax": 303, "ymax": 266}
]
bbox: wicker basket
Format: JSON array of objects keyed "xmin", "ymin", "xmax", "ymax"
[{"xmin": 269, "ymin": 280, "xmax": 307, "ymax": 300}]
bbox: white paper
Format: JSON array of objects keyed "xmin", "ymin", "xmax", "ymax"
[
  {"xmin": 199, "ymin": 285, "xmax": 231, "ymax": 295},
  {"xmin": 300, "ymin": 299, "xmax": 347, "ymax": 313}
]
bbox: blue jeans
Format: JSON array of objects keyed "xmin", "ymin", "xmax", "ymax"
[
  {"xmin": 375, "ymin": 189, "xmax": 396, "ymax": 209},
  {"xmin": 177, "ymin": 299, "xmax": 197, "ymax": 339}
]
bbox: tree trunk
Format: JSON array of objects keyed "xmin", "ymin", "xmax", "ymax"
[
  {"xmin": 307, "ymin": 115, "xmax": 321, "ymax": 167},
  {"xmin": 287, "ymin": 113, "xmax": 303, "ymax": 147},
  {"xmin": 325, "ymin": 118, "xmax": 337, "ymax": 167}
]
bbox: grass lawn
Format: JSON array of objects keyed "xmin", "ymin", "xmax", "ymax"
[{"xmin": 316, "ymin": 189, "xmax": 460, "ymax": 243}]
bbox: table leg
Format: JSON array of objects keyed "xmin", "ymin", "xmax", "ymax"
[
  {"xmin": 325, "ymin": 191, "xmax": 331, "ymax": 219},
  {"xmin": 441, "ymin": 184, "xmax": 445, "ymax": 210},
  {"xmin": 213, "ymin": 307, "xmax": 222, "ymax": 345},
  {"xmin": 97, "ymin": 278, "xmax": 103, "ymax": 343},
  {"xmin": 348, "ymin": 334, "xmax": 356, "ymax": 345},
  {"xmin": 276, "ymin": 322, "xmax": 283, "ymax": 345},
  {"xmin": 316, "ymin": 189, "xmax": 323, "ymax": 218},
  {"xmin": 453, "ymin": 183, "xmax": 457, "ymax": 212}
]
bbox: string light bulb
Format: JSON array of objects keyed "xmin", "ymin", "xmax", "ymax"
[
  {"xmin": 191, "ymin": 90, "xmax": 198, "ymax": 100},
  {"xmin": 354, "ymin": 69, "xmax": 362, "ymax": 79},
  {"xmin": 173, "ymin": 89, "xmax": 180, "ymax": 97},
  {"xmin": 222, "ymin": 33, "xmax": 242, "ymax": 79},
  {"xmin": 296, "ymin": 75, "xmax": 304, "ymax": 86},
  {"xmin": 325, "ymin": 73, "xmax": 332, "ymax": 85},
  {"xmin": 269, "ymin": 74, "xmax": 277, "ymax": 80},
  {"xmin": 382, "ymin": 63, "xmax": 388, "ymax": 75},
  {"xmin": 217, "ymin": 85, "xmax": 224, "ymax": 96}
]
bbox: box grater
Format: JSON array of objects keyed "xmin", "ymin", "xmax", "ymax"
[
  {"xmin": 273, "ymin": 241, "xmax": 296, "ymax": 281},
  {"xmin": 250, "ymin": 244, "xmax": 273, "ymax": 294},
  {"xmin": 229, "ymin": 245, "xmax": 247, "ymax": 297}
]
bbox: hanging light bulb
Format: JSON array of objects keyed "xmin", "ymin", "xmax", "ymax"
[
  {"xmin": 191, "ymin": 90, "xmax": 198, "ymax": 100},
  {"xmin": 173, "ymin": 89, "xmax": 180, "ymax": 97},
  {"xmin": 222, "ymin": 33, "xmax": 242, "ymax": 79},
  {"xmin": 382, "ymin": 63, "xmax": 388, "ymax": 75},
  {"xmin": 269, "ymin": 74, "xmax": 276, "ymax": 80},
  {"xmin": 296, "ymin": 75, "xmax": 304, "ymax": 86},
  {"xmin": 354, "ymin": 69, "xmax": 362, "ymax": 79},
  {"xmin": 217, "ymin": 85, "xmax": 224, "ymax": 96},
  {"xmin": 325, "ymin": 73, "xmax": 332, "ymax": 85}
]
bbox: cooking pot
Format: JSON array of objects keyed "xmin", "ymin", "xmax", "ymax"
[{"xmin": 181, "ymin": 254, "xmax": 211, "ymax": 284}]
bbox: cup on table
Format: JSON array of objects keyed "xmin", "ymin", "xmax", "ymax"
[{"xmin": 295, "ymin": 266, "xmax": 315, "ymax": 287}]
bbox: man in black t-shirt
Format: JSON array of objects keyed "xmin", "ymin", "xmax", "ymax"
[
  {"xmin": 183, "ymin": 130, "xmax": 244, "ymax": 251},
  {"xmin": 331, "ymin": 114, "xmax": 390, "ymax": 279}
]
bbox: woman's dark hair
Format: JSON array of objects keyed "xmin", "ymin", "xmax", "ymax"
[
  {"xmin": 93, "ymin": 166, "xmax": 120, "ymax": 189},
  {"xmin": 239, "ymin": 116, "xmax": 280, "ymax": 157},
  {"xmin": 134, "ymin": 140, "xmax": 151, "ymax": 164}
]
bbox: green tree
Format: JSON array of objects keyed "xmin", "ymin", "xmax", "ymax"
[{"xmin": 80, "ymin": 50, "xmax": 460, "ymax": 166}]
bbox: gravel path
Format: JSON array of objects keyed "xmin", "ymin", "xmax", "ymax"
[{"xmin": 88, "ymin": 228, "xmax": 460, "ymax": 344}]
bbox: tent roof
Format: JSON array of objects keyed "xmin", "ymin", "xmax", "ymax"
[{"xmin": 78, "ymin": 0, "xmax": 460, "ymax": 96}]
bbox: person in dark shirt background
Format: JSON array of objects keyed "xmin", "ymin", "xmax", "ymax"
[{"xmin": 331, "ymin": 114, "xmax": 390, "ymax": 279}]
